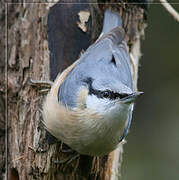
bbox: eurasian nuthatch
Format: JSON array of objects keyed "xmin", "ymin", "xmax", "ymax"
[{"xmin": 43, "ymin": 9, "xmax": 143, "ymax": 156}]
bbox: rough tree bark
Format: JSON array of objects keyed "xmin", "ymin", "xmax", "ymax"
[{"xmin": 0, "ymin": 0, "xmax": 147, "ymax": 179}]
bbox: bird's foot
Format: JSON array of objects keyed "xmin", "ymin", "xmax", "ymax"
[{"xmin": 29, "ymin": 78, "xmax": 53, "ymax": 92}]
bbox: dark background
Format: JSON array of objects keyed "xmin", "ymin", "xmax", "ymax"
[{"xmin": 122, "ymin": 3, "xmax": 179, "ymax": 180}]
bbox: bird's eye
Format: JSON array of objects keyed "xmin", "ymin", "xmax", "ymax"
[{"xmin": 102, "ymin": 91, "xmax": 110, "ymax": 98}]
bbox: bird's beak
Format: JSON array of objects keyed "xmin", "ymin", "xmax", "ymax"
[{"xmin": 121, "ymin": 91, "xmax": 144, "ymax": 104}]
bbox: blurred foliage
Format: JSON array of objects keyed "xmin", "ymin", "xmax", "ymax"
[{"xmin": 122, "ymin": 4, "xmax": 179, "ymax": 180}]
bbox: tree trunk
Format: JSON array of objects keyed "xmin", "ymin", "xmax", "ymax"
[{"xmin": 1, "ymin": 0, "xmax": 147, "ymax": 179}]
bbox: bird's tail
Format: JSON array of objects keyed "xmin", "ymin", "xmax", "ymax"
[
  {"xmin": 102, "ymin": 9, "xmax": 122, "ymax": 35},
  {"xmin": 95, "ymin": 9, "xmax": 124, "ymax": 45}
]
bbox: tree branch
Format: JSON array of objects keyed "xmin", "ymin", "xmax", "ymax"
[{"xmin": 160, "ymin": 0, "xmax": 179, "ymax": 22}]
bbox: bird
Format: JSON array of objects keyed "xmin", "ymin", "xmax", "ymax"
[{"xmin": 43, "ymin": 9, "xmax": 143, "ymax": 156}]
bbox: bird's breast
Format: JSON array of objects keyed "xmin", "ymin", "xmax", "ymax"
[{"xmin": 69, "ymin": 104, "xmax": 131, "ymax": 156}]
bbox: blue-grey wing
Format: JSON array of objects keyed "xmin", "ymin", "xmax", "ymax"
[{"xmin": 119, "ymin": 104, "xmax": 134, "ymax": 142}]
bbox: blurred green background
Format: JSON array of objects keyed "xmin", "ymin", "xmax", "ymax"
[{"xmin": 122, "ymin": 3, "xmax": 179, "ymax": 180}]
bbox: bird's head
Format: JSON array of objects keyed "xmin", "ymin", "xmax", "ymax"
[{"xmin": 76, "ymin": 76, "xmax": 143, "ymax": 115}]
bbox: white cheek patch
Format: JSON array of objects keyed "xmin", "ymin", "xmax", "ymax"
[{"xmin": 86, "ymin": 95, "xmax": 113, "ymax": 114}]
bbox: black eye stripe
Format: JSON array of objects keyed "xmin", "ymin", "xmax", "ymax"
[
  {"xmin": 118, "ymin": 93, "xmax": 129, "ymax": 99},
  {"xmin": 83, "ymin": 77, "xmax": 129, "ymax": 100},
  {"xmin": 89, "ymin": 88, "xmax": 129, "ymax": 100}
]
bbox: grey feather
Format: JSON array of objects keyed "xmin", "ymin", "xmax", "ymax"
[
  {"xmin": 58, "ymin": 10, "xmax": 133, "ymax": 108},
  {"xmin": 102, "ymin": 9, "xmax": 122, "ymax": 34},
  {"xmin": 119, "ymin": 104, "xmax": 134, "ymax": 142}
]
